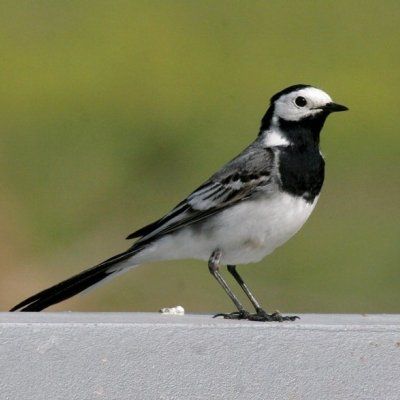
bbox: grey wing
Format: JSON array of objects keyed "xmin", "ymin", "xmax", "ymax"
[{"xmin": 127, "ymin": 143, "xmax": 275, "ymax": 246}]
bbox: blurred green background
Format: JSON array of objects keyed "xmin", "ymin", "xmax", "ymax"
[{"xmin": 0, "ymin": 1, "xmax": 399, "ymax": 313}]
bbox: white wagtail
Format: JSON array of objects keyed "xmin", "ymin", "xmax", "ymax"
[{"xmin": 11, "ymin": 84, "xmax": 348, "ymax": 320}]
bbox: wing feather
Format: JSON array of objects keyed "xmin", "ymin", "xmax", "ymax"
[{"xmin": 127, "ymin": 143, "xmax": 275, "ymax": 246}]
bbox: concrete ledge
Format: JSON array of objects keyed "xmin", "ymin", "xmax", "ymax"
[{"xmin": 1, "ymin": 313, "xmax": 399, "ymax": 399}]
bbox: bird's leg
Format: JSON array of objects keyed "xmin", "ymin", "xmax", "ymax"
[
  {"xmin": 227, "ymin": 265, "xmax": 262, "ymax": 311},
  {"xmin": 208, "ymin": 250, "xmax": 249, "ymax": 320},
  {"xmin": 227, "ymin": 265, "xmax": 299, "ymax": 322}
]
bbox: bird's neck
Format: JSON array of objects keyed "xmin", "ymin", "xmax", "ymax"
[{"xmin": 259, "ymin": 110, "xmax": 328, "ymax": 148}]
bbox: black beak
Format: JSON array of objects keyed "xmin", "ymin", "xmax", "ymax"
[{"xmin": 321, "ymin": 102, "xmax": 349, "ymax": 113}]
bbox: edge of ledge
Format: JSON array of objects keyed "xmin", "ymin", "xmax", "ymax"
[{"xmin": 1, "ymin": 312, "xmax": 400, "ymax": 332}]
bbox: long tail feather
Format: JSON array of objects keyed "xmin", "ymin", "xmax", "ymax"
[{"xmin": 10, "ymin": 250, "xmax": 137, "ymax": 312}]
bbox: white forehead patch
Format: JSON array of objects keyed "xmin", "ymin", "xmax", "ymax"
[{"xmin": 274, "ymin": 87, "xmax": 333, "ymax": 122}]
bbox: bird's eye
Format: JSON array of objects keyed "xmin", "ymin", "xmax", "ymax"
[{"xmin": 295, "ymin": 96, "xmax": 307, "ymax": 107}]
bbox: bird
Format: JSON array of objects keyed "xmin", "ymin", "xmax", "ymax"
[{"xmin": 10, "ymin": 84, "xmax": 348, "ymax": 320}]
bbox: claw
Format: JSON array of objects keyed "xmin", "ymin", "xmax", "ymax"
[
  {"xmin": 248, "ymin": 309, "xmax": 299, "ymax": 322},
  {"xmin": 213, "ymin": 310, "xmax": 250, "ymax": 319}
]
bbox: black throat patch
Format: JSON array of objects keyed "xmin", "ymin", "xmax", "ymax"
[
  {"xmin": 268, "ymin": 115, "xmax": 327, "ymax": 203},
  {"xmin": 278, "ymin": 145, "xmax": 325, "ymax": 203}
]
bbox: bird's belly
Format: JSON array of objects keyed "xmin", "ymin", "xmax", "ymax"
[
  {"xmin": 138, "ymin": 193, "xmax": 318, "ymax": 266},
  {"xmin": 209, "ymin": 192, "xmax": 319, "ymax": 264}
]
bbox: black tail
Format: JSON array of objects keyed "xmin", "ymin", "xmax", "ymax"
[{"xmin": 10, "ymin": 250, "xmax": 136, "ymax": 312}]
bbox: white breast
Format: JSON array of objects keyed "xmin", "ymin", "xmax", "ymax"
[
  {"xmin": 211, "ymin": 192, "xmax": 319, "ymax": 264},
  {"xmin": 136, "ymin": 192, "xmax": 319, "ymax": 267}
]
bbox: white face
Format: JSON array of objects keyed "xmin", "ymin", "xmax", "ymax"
[{"xmin": 273, "ymin": 87, "xmax": 333, "ymax": 122}]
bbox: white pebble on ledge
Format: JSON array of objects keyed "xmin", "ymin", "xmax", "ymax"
[{"xmin": 159, "ymin": 306, "xmax": 185, "ymax": 316}]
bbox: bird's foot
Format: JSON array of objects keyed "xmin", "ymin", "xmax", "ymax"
[
  {"xmin": 213, "ymin": 309, "xmax": 299, "ymax": 322},
  {"xmin": 213, "ymin": 310, "xmax": 250, "ymax": 320},
  {"xmin": 247, "ymin": 309, "xmax": 299, "ymax": 322}
]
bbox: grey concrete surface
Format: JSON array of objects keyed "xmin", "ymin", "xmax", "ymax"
[{"xmin": 0, "ymin": 313, "xmax": 399, "ymax": 400}]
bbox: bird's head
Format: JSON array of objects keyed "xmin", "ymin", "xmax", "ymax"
[
  {"xmin": 271, "ymin": 84, "xmax": 348, "ymax": 122},
  {"xmin": 260, "ymin": 84, "xmax": 348, "ymax": 144}
]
